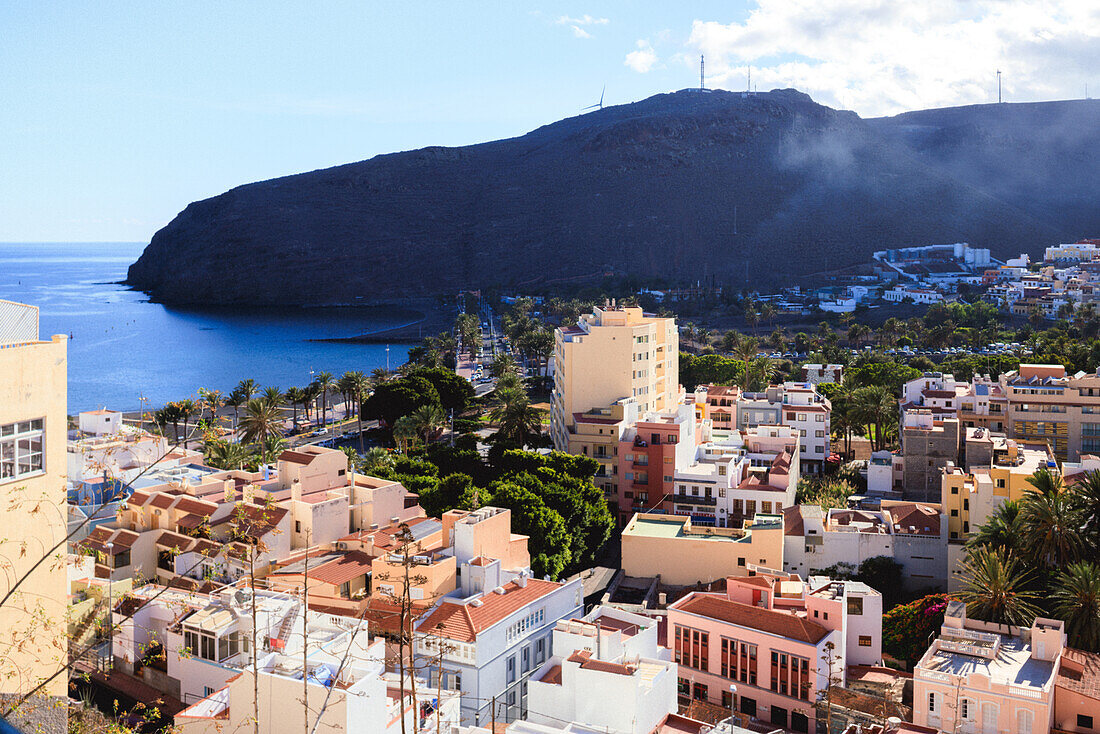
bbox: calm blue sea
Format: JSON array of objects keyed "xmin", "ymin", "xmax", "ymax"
[{"xmin": 0, "ymin": 242, "xmax": 413, "ymax": 412}]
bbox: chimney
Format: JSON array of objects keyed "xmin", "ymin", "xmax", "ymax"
[
  {"xmin": 224, "ymin": 480, "xmax": 234, "ymax": 503},
  {"xmin": 243, "ymin": 483, "xmax": 255, "ymax": 504}
]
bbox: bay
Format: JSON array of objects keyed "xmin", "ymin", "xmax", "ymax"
[{"xmin": 0, "ymin": 242, "xmax": 413, "ymax": 412}]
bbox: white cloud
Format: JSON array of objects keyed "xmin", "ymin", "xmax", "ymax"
[
  {"xmin": 685, "ymin": 0, "xmax": 1100, "ymax": 115},
  {"xmin": 571, "ymin": 25, "xmax": 592, "ymax": 39},
  {"xmin": 625, "ymin": 39, "xmax": 659, "ymax": 73},
  {"xmin": 556, "ymin": 14, "xmax": 609, "ymax": 27}
]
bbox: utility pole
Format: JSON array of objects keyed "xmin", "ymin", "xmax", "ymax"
[
  {"xmin": 997, "ymin": 70, "xmax": 1002, "ymax": 103},
  {"xmin": 700, "ymin": 55, "xmax": 705, "ymax": 90},
  {"xmin": 490, "ymin": 695, "xmax": 497, "ymax": 733}
]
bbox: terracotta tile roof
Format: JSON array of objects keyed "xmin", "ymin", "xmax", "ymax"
[
  {"xmin": 782, "ymin": 506, "xmax": 805, "ymax": 537},
  {"xmin": 279, "ymin": 449, "xmax": 319, "ymax": 465},
  {"xmin": 885, "ymin": 503, "xmax": 942, "ymax": 537},
  {"xmin": 539, "ymin": 664, "xmax": 562, "ymax": 684},
  {"xmin": 155, "ymin": 530, "xmax": 195, "ymax": 551},
  {"xmin": 305, "ymin": 551, "xmax": 374, "ymax": 586},
  {"xmin": 671, "ymin": 592, "xmax": 830, "ymax": 645},
  {"xmin": 81, "ymin": 527, "xmax": 140, "ymax": 554},
  {"xmin": 174, "ymin": 497, "xmax": 218, "ymax": 515},
  {"xmin": 128, "ymin": 490, "xmax": 152, "ymax": 506},
  {"xmin": 175, "ymin": 513, "xmax": 208, "ymax": 530},
  {"xmin": 150, "ymin": 494, "xmax": 177, "ymax": 510},
  {"xmin": 211, "ymin": 502, "xmax": 288, "ymax": 537},
  {"xmin": 1058, "ymin": 648, "xmax": 1100, "ymax": 701},
  {"xmin": 416, "ymin": 578, "xmax": 565, "ymax": 642}
]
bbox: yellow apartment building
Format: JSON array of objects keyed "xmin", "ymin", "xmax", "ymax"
[
  {"xmin": 551, "ymin": 304, "xmax": 678, "ymax": 452},
  {"xmin": 0, "ymin": 301, "xmax": 68, "ymax": 725},
  {"xmin": 620, "ymin": 513, "xmax": 784, "ymax": 585},
  {"xmin": 1002, "ymin": 364, "xmax": 1100, "ymax": 461}
]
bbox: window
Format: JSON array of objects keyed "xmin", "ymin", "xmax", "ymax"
[
  {"xmin": 961, "ymin": 699, "xmax": 969, "ymax": 720},
  {"xmin": 692, "ymin": 682, "xmax": 708, "ymax": 700},
  {"xmin": 535, "ymin": 638, "xmax": 546, "ymax": 664},
  {"xmin": 1017, "ymin": 709, "xmax": 1033, "ymax": 734},
  {"xmin": 927, "ymin": 692, "xmax": 937, "ymax": 713},
  {"xmin": 858, "ymin": 636, "xmax": 872, "ymax": 647},
  {"xmin": 295, "ymin": 520, "xmax": 302, "ymax": 533},
  {"xmin": 1078, "ymin": 714, "xmax": 1094, "ymax": 729},
  {"xmin": 816, "ymin": 414, "xmax": 824, "ymax": 422},
  {"xmin": 506, "ymin": 655, "xmax": 516, "ymax": 683},
  {"xmin": 982, "ymin": 703, "xmax": 998, "ymax": 734},
  {"xmin": 816, "ymin": 430, "xmax": 824, "ymax": 438},
  {"xmin": 673, "ymin": 625, "xmax": 709, "ymax": 671},
  {"xmin": 521, "ymin": 646, "xmax": 530, "ymax": 673},
  {"xmin": 847, "ymin": 597, "xmax": 863, "ymax": 615},
  {"xmin": 0, "ymin": 419, "xmax": 45, "ymax": 482}
]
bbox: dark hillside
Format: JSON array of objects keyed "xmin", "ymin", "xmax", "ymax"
[{"xmin": 127, "ymin": 90, "xmax": 1100, "ymax": 305}]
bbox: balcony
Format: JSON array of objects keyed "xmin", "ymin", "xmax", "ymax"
[{"xmin": 673, "ymin": 494, "xmax": 717, "ymax": 506}]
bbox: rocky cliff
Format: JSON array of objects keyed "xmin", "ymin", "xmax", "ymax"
[{"xmin": 127, "ymin": 89, "xmax": 1100, "ymax": 305}]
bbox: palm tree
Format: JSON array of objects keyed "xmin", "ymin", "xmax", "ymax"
[
  {"xmin": 1026, "ymin": 466, "xmax": 1066, "ymax": 498},
  {"xmin": 370, "ymin": 367, "xmax": 391, "ymax": 383},
  {"xmin": 1075, "ymin": 469, "xmax": 1100, "ymax": 544},
  {"xmin": 409, "ymin": 404, "xmax": 446, "ymax": 444},
  {"xmin": 224, "ymin": 387, "xmax": 247, "ymax": 435},
  {"xmin": 261, "ymin": 385, "xmax": 284, "ymax": 409},
  {"xmin": 491, "ymin": 354, "xmax": 519, "ymax": 379},
  {"xmin": 199, "ymin": 388, "xmax": 223, "ymax": 427},
  {"xmin": 733, "ymin": 338, "xmax": 759, "ymax": 367},
  {"xmin": 392, "ymin": 415, "xmax": 419, "ymax": 454},
  {"xmin": 346, "ymin": 371, "xmax": 372, "ymax": 451},
  {"xmin": 204, "ymin": 440, "xmax": 256, "ymax": 471},
  {"xmin": 360, "ymin": 446, "xmax": 393, "ymax": 474},
  {"xmin": 236, "ymin": 379, "xmax": 259, "ymax": 401},
  {"xmin": 1019, "ymin": 489, "xmax": 1085, "ymax": 568},
  {"xmin": 336, "ymin": 372, "xmax": 358, "ymax": 419},
  {"xmin": 314, "ymin": 372, "xmax": 336, "ymax": 428},
  {"xmin": 238, "ymin": 398, "xmax": 284, "ymax": 449},
  {"xmin": 1053, "ymin": 562, "xmax": 1100, "ymax": 652},
  {"xmin": 176, "ymin": 399, "xmax": 198, "ymax": 446},
  {"xmin": 302, "ymin": 382, "xmax": 321, "ymax": 424},
  {"xmin": 966, "ymin": 500, "xmax": 1024, "ymax": 556},
  {"xmin": 956, "ymin": 547, "xmax": 1041, "ymax": 628},
  {"xmin": 490, "ymin": 389, "xmax": 544, "ymax": 447},
  {"xmin": 259, "ymin": 435, "xmax": 288, "ymax": 466},
  {"xmin": 284, "ymin": 387, "xmax": 306, "ymax": 432},
  {"xmin": 152, "ymin": 407, "xmax": 171, "ymax": 439}
]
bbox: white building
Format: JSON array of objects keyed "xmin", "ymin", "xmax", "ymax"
[
  {"xmin": 414, "ymin": 573, "xmax": 584, "ymax": 725},
  {"xmin": 883, "ymin": 286, "xmax": 944, "ymax": 304},
  {"xmin": 525, "ymin": 607, "xmax": 676, "ymax": 734},
  {"xmin": 782, "ymin": 502, "xmax": 948, "ymax": 591}
]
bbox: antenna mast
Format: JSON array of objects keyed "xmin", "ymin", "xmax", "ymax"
[
  {"xmin": 747, "ymin": 66, "xmax": 751, "ymax": 93},
  {"xmin": 997, "ymin": 70, "xmax": 1002, "ymax": 103},
  {"xmin": 700, "ymin": 55, "xmax": 705, "ymax": 90}
]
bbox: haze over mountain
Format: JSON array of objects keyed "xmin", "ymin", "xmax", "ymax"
[{"xmin": 126, "ymin": 89, "xmax": 1100, "ymax": 306}]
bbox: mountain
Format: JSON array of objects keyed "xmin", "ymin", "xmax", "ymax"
[{"xmin": 126, "ymin": 89, "xmax": 1100, "ymax": 306}]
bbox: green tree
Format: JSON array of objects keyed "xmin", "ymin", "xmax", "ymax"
[
  {"xmin": 489, "ymin": 389, "xmax": 545, "ymax": 448},
  {"xmin": 966, "ymin": 500, "xmax": 1024, "ymax": 557},
  {"xmin": 261, "ymin": 385, "xmax": 284, "ymax": 408},
  {"xmin": 1019, "ymin": 486, "xmax": 1085, "ymax": 568},
  {"xmin": 363, "ymin": 376, "xmax": 442, "ymax": 427},
  {"xmin": 881, "ymin": 594, "xmax": 950, "ymax": 664},
  {"xmin": 238, "ymin": 398, "xmax": 284, "ymax": 448},
  {"xmin": 204, "ymin": 439, "xmax": 256, "ymax": 470},
  {"xmin": 489, "ymin": 481, "xmax": 571, "ymax": 579},
  {"xmin": 957, "ymin": 548, "xmax": 1041, "ymax": 627},
  {"xmin": 284, "ymin": 386, "xmax": 306, "ymax": 432},
  {"xmin": 407, "ymin": 366, "xmax": 475, "ymax": 412},
  {"xmin": 1053, "ymin": 562, "xmax": 1100, "ymax": 652},
  {"xmin": 314, "ymin": 371, "xmax": 336, "ymax": 427},
  {"xmin": 409, "ymin": 403, "xmax": 447, "ymax": 443}
]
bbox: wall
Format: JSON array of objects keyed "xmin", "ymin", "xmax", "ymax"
[{"xmin": 0, "ymin": 334, "xmax": 68, "ymax": 701}]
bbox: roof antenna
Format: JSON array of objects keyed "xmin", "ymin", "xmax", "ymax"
[
  {"xmin": 700, "ymin": 55, "xmax": 705, "ymax": 90},
  {"xmin": 997, "ymin": 70, "xmax": 1002, "ymax": 103}
]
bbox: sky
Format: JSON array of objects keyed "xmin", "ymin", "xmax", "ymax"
[{"xmin": 2, "ymin": 1, "xmax": 1096, "ymax": 242}]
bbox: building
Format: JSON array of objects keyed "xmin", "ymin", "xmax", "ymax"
[
  {"xmin": 525, "ymin": 607, "xmax": 676, "ymax": 734},
  {"xmin": 782, "ymin": 502, "xmax": 948, "ymax": 591},
  {"xmin": 1044, "ymin": 241, "xmax": 1100, "ymax": 262},
  {"xmin": 667, "ymin": 571, "xmax": 882, "ymax": 733},
  {"xmin": 1002, "ymin": 364, "xmax": 1100, "ymax": 462},
  {"xmin": 620, "ymin": 513, "xmax": 784, "ymax": 585},
  {"xmin": 68, "ymin": 409, "xmax": 170, "ymax": 485},
  {"xmin": 900, "ymin": 372, "xmax": 967, "ymax": 423},
  {"xmin": 551, "ymin": 304, "xmax": 678, "ymax": 452},
  {"xmin": 414, "ymin": 573, "xmax": 584, "ymax": 725},
  {"xmin": 941, "ymin": 436, "xmax": 1054, "ymax": 590},
  {"xmin": 800, "ymin": 364, "xmax": 844, "ymax": 386},
  {"xmin": 899, "ymin": 413, "xmax": 961, "ymax": 502},
  {"xmin": 720, "ymin": 383, "xmax": 830, "ymax": 474},
  {"xmin": 955, "ymin": 375, "xmax": 1009, "ymax": 433},
  {"xmin": 0, "ymin": 300, "xmax": 68, "ymax": 725},
  {"xmin": 882, "ymin": 286, "xmax": 944, "ymax": 304},
  {"xmin": 567, "ymin": 399, "xmax": 638, "ymax": 501},
  {"xmin": 913, "ymin": 601, "xmax": 1063, "ymax": 734},
  {"xmin": 616, "ymin": 401, "xmax": 699, "ymax": 523}
]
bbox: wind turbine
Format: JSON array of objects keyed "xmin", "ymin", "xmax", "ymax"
[{"xmin": 582, "ymin": 86, "xmax": 605, "ymax": 112}]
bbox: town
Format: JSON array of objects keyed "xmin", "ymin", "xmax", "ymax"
[{"xmin": 7, "ymin": 234, "xmax": 1100, "ymax": 734}]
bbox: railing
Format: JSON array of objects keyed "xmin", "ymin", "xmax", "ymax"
[
  {"xmin": 917, "ymin": 669, "xmax": 954, "ymax": 683},
  {"xmin": 673, "ymin": 494, "xmax": 717, "ymax": 506},
  {"xmin": 1009, "ymin": 685, "xmax": 1044, "ymax": 699}
]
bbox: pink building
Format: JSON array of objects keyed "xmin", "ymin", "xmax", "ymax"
[
  {"xmin": 913, "ymin": 601, "xmax": 1064, "ymax": 734},
  {"xmin": 616, "ymin": 402, "xmax": 700, "ymax": 522},
  {"xmin": 666, "ymin": 570, "xmax": 882, "ymax": 733}
]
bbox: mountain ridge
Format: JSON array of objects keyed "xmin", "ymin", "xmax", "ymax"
[{"xmin": 126, "ymin": 89, "xmax": 1100, "ymax": 306}]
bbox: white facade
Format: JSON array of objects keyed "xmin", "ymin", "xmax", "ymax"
[
  {"xmin": 526, "ymin": 607, "xmax": 676, "ymax": 734},
  {"xmin": 414, "ymin": 577, "xmax": 584, "ymax": 725}
]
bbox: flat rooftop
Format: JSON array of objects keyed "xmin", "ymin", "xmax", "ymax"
[{"xmin": 924, "ymin": 635, "xmax": 1055, "ymax": 689}]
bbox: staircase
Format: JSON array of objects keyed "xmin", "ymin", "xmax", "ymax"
[{"xmin": 272, "ymin": 602, "xmax": 300, "ymax": 649}]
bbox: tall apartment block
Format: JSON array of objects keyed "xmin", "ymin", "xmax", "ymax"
[
  {"xmin": 551, "ymin": 304, "xmax": 678, "ymax": 453},
  {"xmin": 0, "ymin": 301, "xmax": 68, "ymax": 730},
  {"xmin": 1002, "ymin": 364, "xmax": 1100, "ymax": 462}
]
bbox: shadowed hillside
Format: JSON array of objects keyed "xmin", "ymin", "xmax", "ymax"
[{"xmin": 127, "ymin": 90, "xmax": 1100, "ymax": 306}]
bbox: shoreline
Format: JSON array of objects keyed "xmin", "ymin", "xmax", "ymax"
[{"xmin": 309, "ymin": 306, "xmax": 454, "ymax": 344}]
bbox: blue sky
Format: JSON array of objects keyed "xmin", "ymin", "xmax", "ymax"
[{"xmin": 2, "ymin": 1, "xmax": 1094, "ymax": 242}]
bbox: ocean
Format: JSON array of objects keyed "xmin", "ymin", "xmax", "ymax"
[{"xmin": 0, "ymin": 242, "xmax": 414, "ymax": 412}]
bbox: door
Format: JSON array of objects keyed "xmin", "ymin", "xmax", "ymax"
[
  {"xmin": 771, "ymin": 706, "xmax": 788, "ymax": 728},
  {"xmin": 791, "ymin": 711, "xmax": 809, "ymax": 733},
  {"xmin": 740, "ymin": 697, "xmax": 756, "ymax": 717}
]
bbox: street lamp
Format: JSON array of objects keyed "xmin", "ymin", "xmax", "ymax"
[
  {"xmin": 728, "ymin": 684, "xmax": 737, "ymax": 731},
  {"xmin": 104, "ymin": 541, "xmax": 114, "ymax": 670}
]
